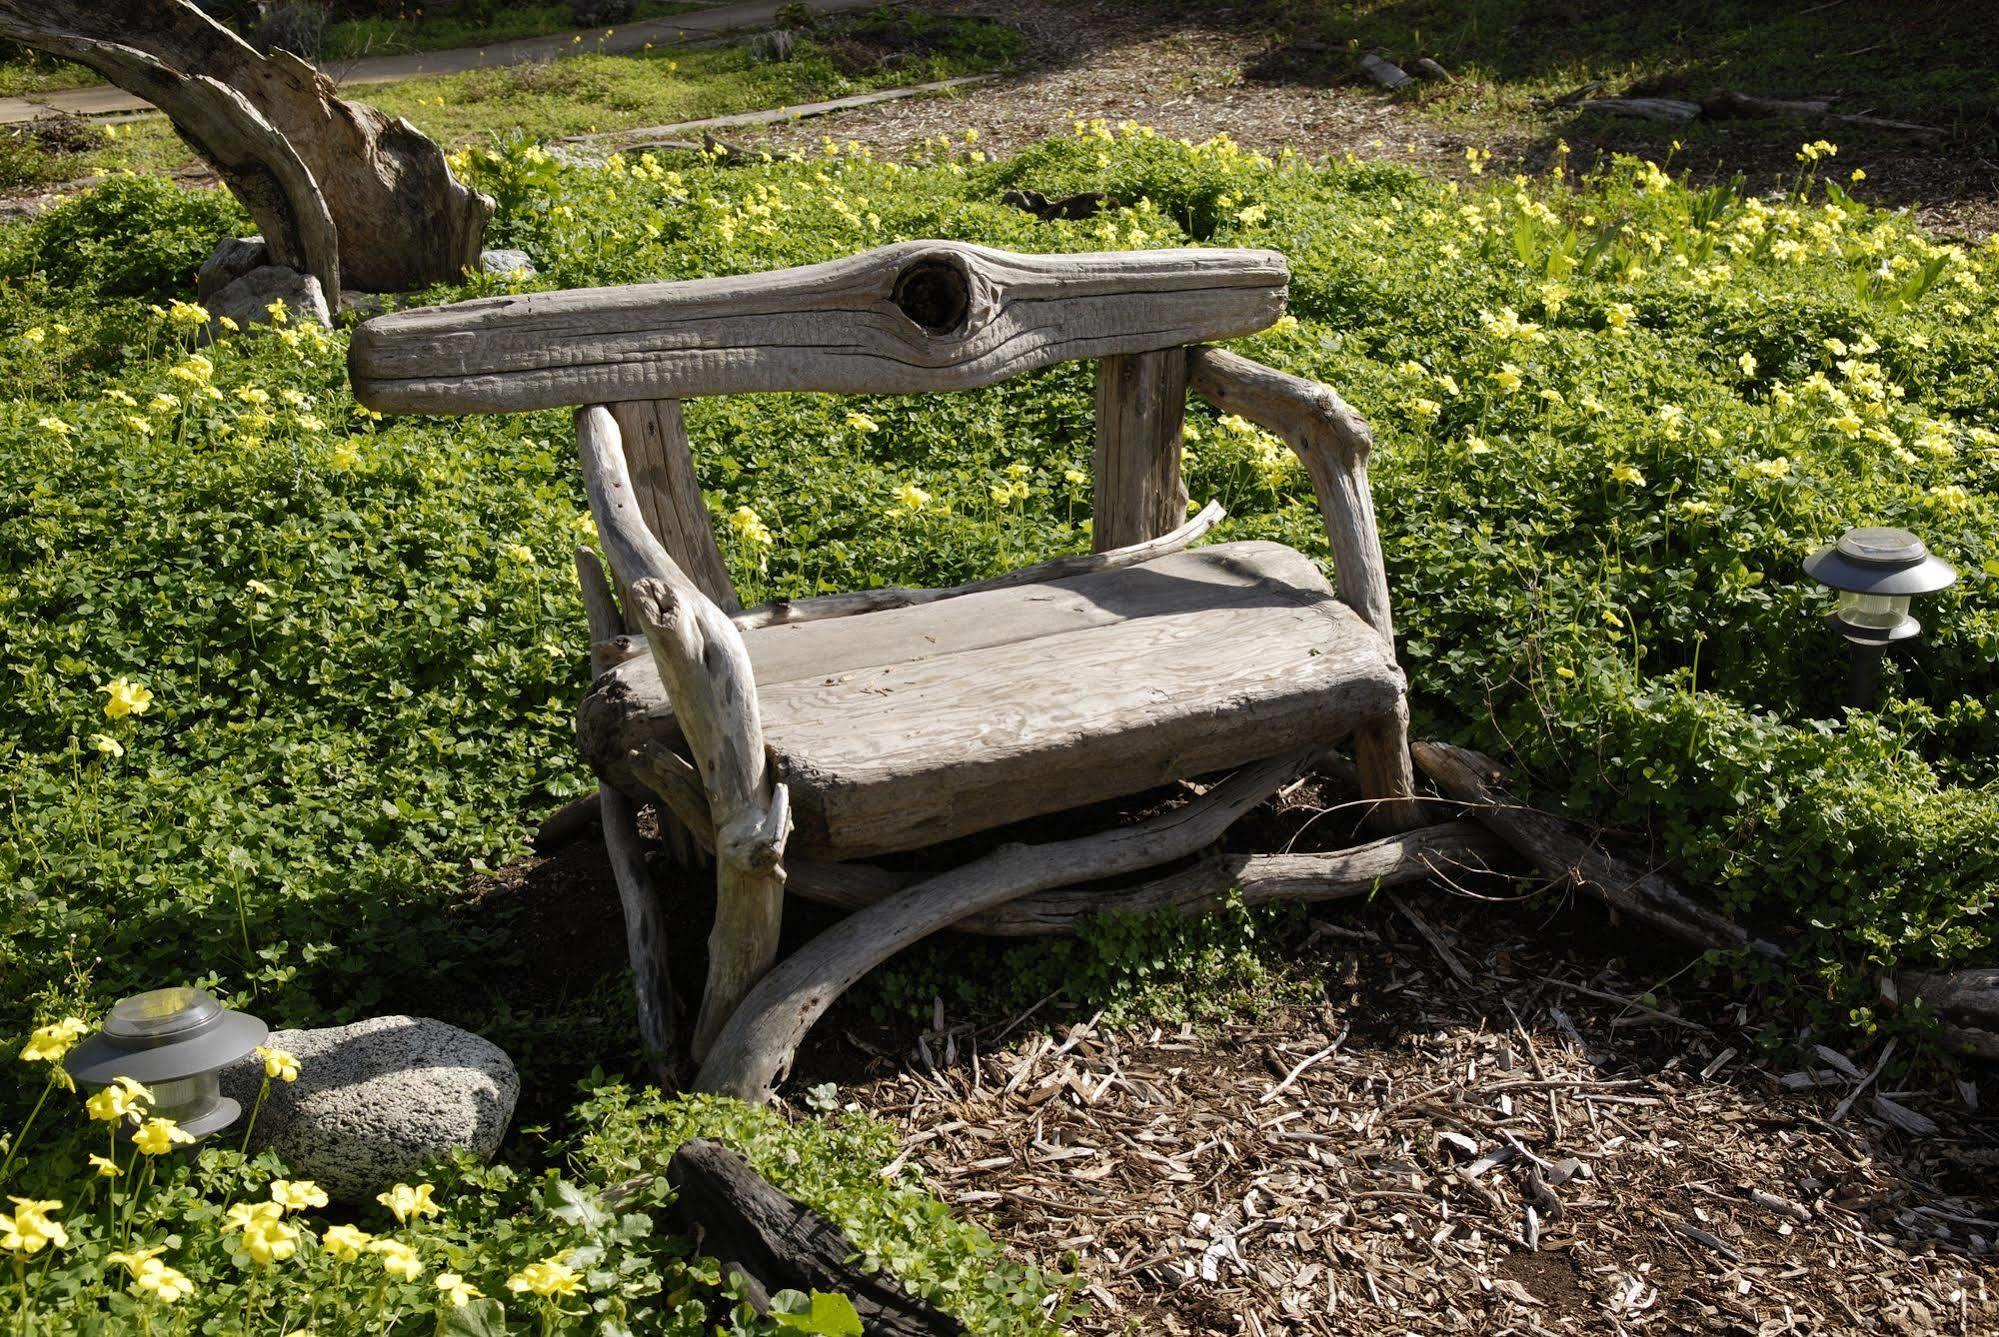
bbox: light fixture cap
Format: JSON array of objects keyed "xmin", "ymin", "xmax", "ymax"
[
  {"xmin": 64, "ymin": 987, "xmax": 268, "ymax": 1087},
  {"xmin": 1804, "ymin": 527, "xmax": 1957, "ymax": 597}
]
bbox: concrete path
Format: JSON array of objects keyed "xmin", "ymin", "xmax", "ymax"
[{"xmin": 0, "ymin": 0, "xmax": 874, "ymax": 124}]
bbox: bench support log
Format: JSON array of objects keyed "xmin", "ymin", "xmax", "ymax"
[{"xmin": 1093, "ymin": 349, "xmax": 1190, "ymax": 550}]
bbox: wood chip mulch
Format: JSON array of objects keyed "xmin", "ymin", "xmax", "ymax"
[{"xmin": 834, "ymin": 904, "xmax": 1999, "ymax": 1334}]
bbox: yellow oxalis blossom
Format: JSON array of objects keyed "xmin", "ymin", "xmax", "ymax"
[
  {"xmin": 1738, "ymin": 352, "xmax": 1758, "ymax": 377},
  {"xmin": 86, "ymin": 1075, "xmax": 152, "ymax": 1123},
  {"xmin": 507, "ymin": 1255, "xmax": 584, "ymax": 1298},
  {"xmin": 892, "ymin": 482, "xmax": 930, "ymax": 512},
  {"xmin": 271, "ymin": 1179, "xmax": 329, "ymax": 1212},
  {"xmin": 1609, "ymin": 462, "xmax": 1645, "ymax": 486},
  {"xmin": 1604, "ymin": 303, "xmax": 1634, "ymax": 333},
  {"xmin": 20, "ymin": 1017, "xmax": 86, "ymax": 1064},
  {"xmin": 132, "ymin": 1117, "xmax": 194, "ymax": 1156},
  {"xmin": 1235, "ymin": 202, "xmax": 1269, "ymax": 226},
  {"xmin": 1, "ymin": 1198, "xmax": 68, "ymax": 1254},
  {"xmin": 321, "ymin": 1223, "xmax": 372, "ymax": 1262},
  {"xmin": 1796, "ymin": 139, "xmax": 1838, "ymax": 164},
  {"xmin": 89, "ymin": 1154, "xmax": 122, "ymax": 1179},
  {"xmin": 91, "ymin": 734, "xmax": 124, "ymax": 758},
  {"xmin": 37, "ymin": 416, "xmax": 70, "ymax": 436},
  {"xmin": 1751, "ymin": 457, "xmax": 1792, "ymax": 479},
  {"xmin": 370, "ymin": 1238, "xmax": 424, "ymax": 1281},
  {"xmin": 328, "ymin": 440, "xmax": 361, "ymax": 471},
  {"xmin": 501, "ymin": 543, "xmax": 537, "ymax": 565},
  {"xmin": 99, "ymin": 677, "xmax": 154, "ymax": 719},
  {"xmin": 224, "ymin": 1201, "xmax": 299, "ymax": 1265},
  {"xmin": 258, "ymin": 1045, "xmax": 300, "ymax": 1083},
  {"xmin": 108, "ymin": 1247, "xmax": 194, "ymax": 1304},
  {"xmin": 1492, "ymin": 363, "xmax": 1523, "ymax": 394},
  {"xmin": 1064, "ymin": 468, "xmax": 1088, "ymax": 485},
  {"xmin": 844, "ymin": 411, "xmax": 879, "ymax": 434},
  {"xmin": 376, "ymin": 1182, "xmax": 442, "ymax": 1224},
  {"xmin": 436, "ymin": 1272, "xmax": 483, "ymax": 1306},
  {"xmin": 727, "ymin": 506, "xmax": 774, "ymax": 548}
]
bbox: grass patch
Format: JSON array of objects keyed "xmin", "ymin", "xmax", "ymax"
[{"xmin": 322, "ymin": 1, "xmax": 716, "ymax": 62}]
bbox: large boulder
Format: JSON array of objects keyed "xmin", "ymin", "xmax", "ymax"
[
  {"xmin": 221, "ymin": 1015, "xmax": 518, "ymax": 1202},
  {"xmin": 207, "ymin": 264, "xmax": 332, "ymax": 334},
  {"xmin": 196, "ymin": 235, "xmax": 269, "ymax": 302}
]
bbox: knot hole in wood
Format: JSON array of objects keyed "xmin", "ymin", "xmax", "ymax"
[{"xmin": 890, "ymin": 254, "xmax": 973, "ymax": 336}]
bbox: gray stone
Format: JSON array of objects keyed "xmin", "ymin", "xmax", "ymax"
[
  {"xmin": 196, "ymin": 235, "xmax": 269, "ymax": 303},
  {"xmin": 207, "ymin": 264, "xmax": 331, "ymax": 335},
  {"xmin": 748, "ymin": 28, "xmax": 796, "ymax": 64},
  {"xmin": 220, "ymin": 1016, "xmax": 518, "ymax": 1202},
  {"xmin": 479, "ymin": 248, "xmax": 537, "ymax": 277}
]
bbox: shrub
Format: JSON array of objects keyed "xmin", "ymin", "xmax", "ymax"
[{"xmin": 10, "ymin": 174, "xmax": 247, "ymax": 299}]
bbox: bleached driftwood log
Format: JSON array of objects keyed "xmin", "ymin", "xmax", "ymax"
[
  {"xmin": 786, "ymin": 819, "xmax": 1506, "ymax": 934},
  {"xmin": 0, "ymin": 0, "xmax": 491, "ymax": 302},
  {"xmin": 695, "ymin": 751, "xmax": 1313, "ymax": 1101},
  {"xmin": 576, "ymin": 405, "xmax": 791, "ymax": 1062},
  {"xmin": 576, "ymin": 546, "xmax": 679, "ymax": 1067},
  {"xmin": 1411, "ymin": 741, "xmax": 1784, "ymax": 958},
  {"xmin": 732, "ymin": 501, "xmax": 1225, "ymax": 631},
  {"xmin": 1187, "ymin": 345, "xmax": 1419, "ymax": 830},
  {"xmin": 350, "ymin": 242, "xmax": 1289, "ymax": 412}
]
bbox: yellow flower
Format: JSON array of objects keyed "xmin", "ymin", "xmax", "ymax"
[
  {"xmin": 235, "ymin": 387, "xmax": 270, "ymax": 406},
  {"xmin": 1930, "ymin": 484, "xmax": 1971, "ymax": 509},
  {"xmin": 85, "ymin": 1075, "xmax": 152, "ymax": 1122},
  {"xmin": 1680, "ymin": 499, "xmax": 1717, "ymax": 516},
  {"xmin": 435, "ymin": 1272, "xmax": 483, "ymax": 1306},
  {"xmin": 727, "ymin": 506, "xmax": 774, "ymax": 548},
  {"xmin": 1850, "ymin": 168, "xmax": 1866, "ymax": 183},
  {"xmin": 109, "ymin": 1248, "xmax": 194, "ymax": 1305},
  {"xmin": 892, "ymin": 482, "xmax": 930, "ymax": 512},
  {"xmin": 370, "ymin": 1238, "xmax": 424, "ymax": 1281},
  {"xmin": 328, "ymin": 441, "xmax": 361, "ymax": 471},
  {"xmin": 844, "ymin": 411, "xmax": 879, "ymax": 434},
  {"xmin": 1063, "ymin": 468, "xmax": 1088, "ymax": 485},
  {"xmin": 90, "ymin": 734, "xmax": 124, "ymax": 758},
  {"xmin": 1796, "ymin": 139, "xmax": 1838, "ymax": 164},
  {"xmin": 19, "ymin": 326, "xmax": 44, "ymax": 345},
  {"xmin": 265, "ymin": 300, "xmax": 289, "ymax": 326},
  {"xmin": 1492, "ymin": 363, "xmax": 1523, "ymax": 394},
  {"xmin": 257, "ymin": 1045, "xmax": 300, "ymax": 1083},
  {"xmin": 37, "ymin": 416, "xmax": 70, "ymax": 436},
  {"xmin": 1405, "ymin": 397, "xmax": 1442, "ymax": 421},
  {"xmin": 132, "ymin": 1117, "xmax": 194, "ymax": 1156},
  {"xmin": 89, "ymin": 1154, "xmax": 122, "ymax": 1178},
  {"xmin": 1, "ymin": 1198, "xmax": 67, "ymax": 1254},
  {"xmin": 376, "ymin": 1182, "xmax": 441, "ymax": 1225},
  {"xmin": 20, "ymin": 1017, "xmax": 87, "ymax": 1064},
  {"xmin": 270, "ymin": 1180, "xmax": 328, "ymax": 1212},
  {"xmin": 1751, "ymin": 457, "xmax": 1791, "ymax": 479},
  {"xmin": 1609, "ymin": 462, "xmax": 1645, "ymax": 486},
  {"xmin": 164, "ymin": 300, "xmax": 209, "ymax": 329},
  {"xmin": 1604, "ymin": 303, "xmax": 1634, "ymax": 333},
  {"xmin": 1738, "ymin": 352, "xmax": 1758, "ymax": 377},
  {"xmin": 1235, "ymin": 203, "xmax": 1268, "ymax": 226},
  {"xmin": 224, "ymin": 1201, "xmax": 299, "ymax": 1266},
  {"xmin": 506, "ymin": 1255, "xmax": 583, "ymax": 1298},
  {"xmin": 99, "ymin": 678, "xmax": 153, "ymax": 719},
  {"xmin": 322, "ymin": 1223, "xmax": 372, "ymax": 1262},
  {"xmin": 501, "ymin": 542, "xmax": 537, "ymax": 565}
]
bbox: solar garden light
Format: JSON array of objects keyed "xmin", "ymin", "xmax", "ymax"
[
  {"xmin": 1803, "ymin": 526, "xmax": 1957, "ymax": 711},
  {"xmin": 65, "ymin": 987, "xmax": 268, "ymax": 1140}
]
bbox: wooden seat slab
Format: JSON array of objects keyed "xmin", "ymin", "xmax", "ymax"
[{"xmin": 579, "ymin": 540, "xmax": 1404, "ymax": 861}]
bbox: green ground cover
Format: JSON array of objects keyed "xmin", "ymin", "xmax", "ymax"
[{"xmin": 1, "ymin": 122, "xmax": 1996, "ymax": 1328}]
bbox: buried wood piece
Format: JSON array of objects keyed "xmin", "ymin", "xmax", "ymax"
[
  {"xmin": 785, "ymin": 820, "xmax": 1506, "ymax": 934},
  {"xmin": 667, "ymin": 1140, "xmax": 964, "ymax": 1336},
  {"xmin": 0, "ymin": 0, "xmax": 491, "ymax": 302},
  {"xmin": 1410, "ymin": 741, "xmax": 1785, "ymax": 959},
  {"xmin": 350, "ymin": 241, "xmax": 1288, "ymax": 413},
  {"xmin": 1358, "ymin": 52, "xmax": 1413, "ymax": 89},
  {"xmin": 1575, "ymin": 97, "xmax": 1704, "ymax": 122},
  {"xmin": 1093, "ymin": 348, "xmax": 1191, "ymax": 551},
  {"xmin": 576, "ymin": 547, "xmax": 678, "ymax": 1068},
  {"xmin": 1187, "ymin": 345, "xmax": 1420, "ymax": 830},
  {"xmin": 732, "ymin": 500, "xmax": 1226, "ymax": 631},
  {"xmin": 695, "ymin": 752, "xmax": 1313, "ymax": 1102},
  {"xmin": 1896, "ymin": 970, "xmax": 1999, "ymax": 1062},
  {"xmin": 576, "ymin": 406, "xmax": 791, "ymax": 1062},
  {"xmin": 532, "ymin": 788, "xmax": 602, "ymax": 852}
]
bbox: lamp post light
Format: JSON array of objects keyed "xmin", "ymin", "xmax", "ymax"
[
  {"xmin": 1803, "ymin": 526, "xmax": 1957, "ymax": 711},
  {"xmin": 64, "ymin": 987, "xmax": 267, "ymax": 1140}
]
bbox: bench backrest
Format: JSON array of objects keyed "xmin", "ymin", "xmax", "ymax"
[{"xmin": 347, "ymin": 240, "xmax": 1290, "ymax": 610}]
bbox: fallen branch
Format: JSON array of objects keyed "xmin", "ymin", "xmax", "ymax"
[
  {"xmin": 1358, "ymin": 52, "xmax": 1412, "ymax": 90},
  {"xmin": 1410, "ymin": 741, "xmax": 1783, "ymax": 959}
]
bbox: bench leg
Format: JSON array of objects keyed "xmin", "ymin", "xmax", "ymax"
[{"xmin": 1354, "ymin": 698, "xmax": 1422, "ymax": 833}]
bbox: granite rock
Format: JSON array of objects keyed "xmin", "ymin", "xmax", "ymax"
[
  {"xmin": 222, "ymin": 1016, "xmax": 517, "ymax": 1201},
  {"xmin": 479, "ymin": 248, "xmax": 536, "ymax": 277},
  {"xmin": 207, "ymin": 264, "xmax": 331, "ymax": 334},
  {"xmin": 197, "ymin": 236, "xmax": 269, "ymax": 303}
]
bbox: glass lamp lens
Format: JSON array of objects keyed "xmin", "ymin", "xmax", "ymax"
[
  {"xmin": 1836, "ymin": 590, "xmax": 1911, "ymax": 632},
  {"xmin": 146, "ymin": 1072, "xmax": 221, "ymax": 1124}
]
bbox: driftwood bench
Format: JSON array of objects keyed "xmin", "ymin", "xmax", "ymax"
[{"xmin": 350, "ymin": 240, "xmax": 1487, "ymax": 1101}]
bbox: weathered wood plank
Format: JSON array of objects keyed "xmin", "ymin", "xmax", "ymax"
[
  {"xmin": 609, "ymin": 398, "xmax": 738, "ymax": 613},
  {"xmin": 1092, "ymin": 348, "xmax": 1190, "ymax": 551},
  {"xmin": 696, "ymin": 751, "xmax": 1311, "ymax": 1101},
  {"xmin": 576, "ymin": 405, "xmax": 791, "ymax": 1062},
  {"xmin": 349, "ymin": 242, "xmax": 1288, "ymax": 412},
  {"xmin": 581, "ymin": 542, "xmax": 1404, "ymax": 859}
]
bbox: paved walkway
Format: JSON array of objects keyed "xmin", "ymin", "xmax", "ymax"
[{"xmin": 0, "ymin": 0, "xmax": 873, "ymax": 124}]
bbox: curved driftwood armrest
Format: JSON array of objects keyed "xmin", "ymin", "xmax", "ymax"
[
  {"xmin": 1186, "ymin": 346, "xmax": 1393, "ymax": 642},
  {"xmin": 576, "ymin": 405, "xmax": 793, "ymax": 1061}
]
